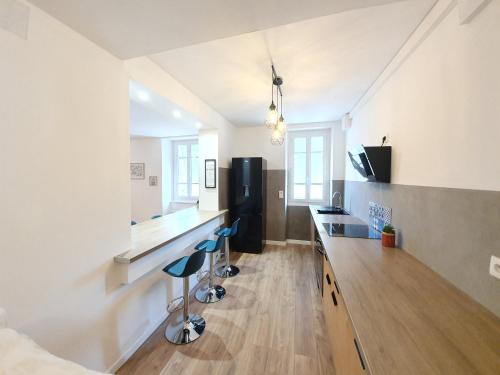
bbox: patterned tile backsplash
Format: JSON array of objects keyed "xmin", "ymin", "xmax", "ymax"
[{"xmin": 369, "ymin": 201, "xmax": 392, "ymax": 231}]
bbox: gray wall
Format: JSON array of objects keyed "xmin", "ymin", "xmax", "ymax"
[
  {"xmin": 218, "ymin": 167, "xmax": 229, "ymax": 210},
  {"xmin": 344, "ymin": 180, "xmax": 500, "ymax": 317},
  {"xmin": 286, "ymin": 180, "xmax": 346, "ymax": 241},
  {"xmin": 286, "ymin": 206, "xmax": 311, "ymax": 241},
  {"xmin": 218, "ymin": 167, "xmax": 286, "ymax": 241},
  {"xmin": 265, "ymin": 170, "xmax": 287, "ymax": 241}
]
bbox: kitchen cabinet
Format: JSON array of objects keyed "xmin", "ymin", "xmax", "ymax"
[{"xmin": 323, "ymin": 254, "xmax": 366, "ymax": 375}]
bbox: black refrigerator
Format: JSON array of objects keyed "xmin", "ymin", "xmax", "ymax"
[{"xmin": 229, "ymin": 157, "xmax": 266, "ymax": 253}]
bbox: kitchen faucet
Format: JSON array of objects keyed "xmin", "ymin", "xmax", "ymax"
[{"xmin": 332, "ymin": 191, "xmax": 342, "ymax": 208}]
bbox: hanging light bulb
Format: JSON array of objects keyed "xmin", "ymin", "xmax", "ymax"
[
  {"xmin": 276, "ymin": 94, "xmax": 286, "ymax": 133},
  {"xmin": 265, "ymin": 80, "xmax": 278, "ymax": 128},
  {"xmin": 277, "ymin": 115, "xmax": 286, "ymax": 133},
  {"xmin": 265, "ymin": 102, "xmax": 278, "ymax": 128},
  {"xmin": 271, "ymin": 125, "xmax": 284, "ymax": 145}
]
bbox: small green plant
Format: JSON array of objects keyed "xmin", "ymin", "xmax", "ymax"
[{"xmin": 382, "ymin": 224, "xmax": 395, "ymax": 234}]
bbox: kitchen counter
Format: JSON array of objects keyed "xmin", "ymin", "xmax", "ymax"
[
  {"xmin": 310, "ymin": 205, "xmax": 500, "ymax": 375},
  {"xmin": 115, "ymin": 207, "xmax": 227, "ymax": 263}
]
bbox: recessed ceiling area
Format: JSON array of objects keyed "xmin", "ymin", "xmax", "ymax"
[
  {"xmin": 28, "ymin": 0, "xmax": 438, "ymax": 127},
  {"xmin": 28, "ymin": 0, "xmax": 410, "ymax": 59},
  {"xmin": 151, "ymin": 0, "xmax": 437, "ymax": 126},
  {"xmin": 129, "ymin": 81, "xmax": 201, "ymax": 138}
]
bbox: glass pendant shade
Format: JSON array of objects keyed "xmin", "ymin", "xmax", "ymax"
[
  {"xmin": 271, "ymin": 126, "xmax": 284, "ymax": 145},
  {"xmin": 265, "ymin": 101, "xmax": 278, "ymax": 128},
  {"xmin": 276, "ymin": 114, "xmax": 286, "ymax": 133}
]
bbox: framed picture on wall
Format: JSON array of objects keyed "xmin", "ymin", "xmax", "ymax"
[
  {"xmin": 205, "ymin": 159, "xmax": 216, "ymax": 188},
  {"xmin": 149, "ymin": 176, "xmax": 158, "ymax": 186},
  {"xmin": 130, "ymin": 163, "xmax": 145, "ymax": 179}
]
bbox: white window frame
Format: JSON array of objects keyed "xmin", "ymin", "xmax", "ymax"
[
  {"xmin": 172, "ymin": 139, "xmax": 199, "ymax": 203},
  {"xmin": 287, "ymin": 129, "xmax": 330, "ymax": 205}
]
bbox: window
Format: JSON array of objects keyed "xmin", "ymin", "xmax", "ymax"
[
  {"xmin": 287, "ymin": 129, "xmax": 330, "ymax": 204},
  {"xmin": 173, "ymin": 139, "xmax": 199, "ymax": 202}
]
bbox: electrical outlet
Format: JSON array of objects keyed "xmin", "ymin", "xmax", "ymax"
[
  {"xmin": 490, "ymin": 256, "xmax": 500, "ymax": 279},
  {"xmin": 278, "ymin": 190, "xmax": 284, "ymax": 199}
]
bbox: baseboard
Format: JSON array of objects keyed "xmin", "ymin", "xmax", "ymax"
[
  {"xmin": 265, "ymin": 240, "xmax": 287, "ymax": 246},
  {"xmin": 106, "ymin": 311, "xmax": 168, "ymax": 373},
  {"xmin": 287, "ymin": 239, "xmax": 311, "ymax": 245},
  {"xmin": 265, "ymin": 239, "xmax": 311, "ymax": 246}
]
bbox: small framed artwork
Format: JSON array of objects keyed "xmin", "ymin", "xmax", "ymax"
[
  {"xmin": 149, "ymin": 176, "xmax": 158, "ymax": 186},
  {"xmin": 205, "ymin": 159, "xmax": 216, "ymax": 188},
  {"xmin": 130, "ymin": 163, "xmax": 145, "ymax": 179}
]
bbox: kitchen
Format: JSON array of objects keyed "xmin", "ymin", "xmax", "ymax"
[{"xmin": 1, "ymin": 0, "xmax": 500, "ymax": 374}]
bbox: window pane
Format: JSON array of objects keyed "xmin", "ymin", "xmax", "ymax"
[
  {"xmin": 191, "ymin": 183, "xmax": 199, "ymax": 197},
  {"xmin": 191, "ymin": 144, "xmax": 198, "ymax": 158},
  {"xmin": 178, "ymin": 144, "xmax": 188, "ymax": 158},
  {"xmin": 191, "ymin": 157, "xmax": 199, "ymax": 183},
  {"xmin": 294, "ymin": 184, "xmax": 306, "ymax": 200},
  {"xmin": 293, "ymin": 153, "xmax": 306, "ymax": 184},
  {"xmin": 177, "ymin": 183, "xmax": 188, "ymax": 197},
  {"xmin": 310, "ymin": 184, "xmax": 323, "ymax": 200},
  {"xmin": 177, "ymin": 158, "xmax": 187, "ymax": 183},
  {"xmin": 311, "ymin": 136, "xmax": 324, "ymax": 152},
  {"xmin": 294, "ymin": 137, "xmax": 306, "ymax": 153},
  {"xmin": 310, "ymin": 152, "xmax": 323, "ymax": 183}
]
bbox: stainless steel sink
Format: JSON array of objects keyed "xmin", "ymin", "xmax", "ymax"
[{"xmin": 316, "ymin": 206, "xmax": 350, "ymax": 215}]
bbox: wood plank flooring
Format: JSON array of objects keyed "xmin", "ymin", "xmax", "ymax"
[{"xmin": 117, "ymin": 244, "xmax": 335, "ymax": 375}]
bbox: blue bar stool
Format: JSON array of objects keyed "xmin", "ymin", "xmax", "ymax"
[
  {"xmin": 194, "ymin": 235, "xmax": 226, "ymax": 303},
  {"xmin": 215, "ymin": 218, "xmax": 240, "ymax": 278},
  {"xmin": 162, "ymin": 250, "xmax": 206, "ymax": 345}
]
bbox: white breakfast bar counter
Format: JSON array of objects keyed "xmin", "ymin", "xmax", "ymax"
[{"xmin": 114, "ymin": 207, "xmax": 227, "ymax": 284}]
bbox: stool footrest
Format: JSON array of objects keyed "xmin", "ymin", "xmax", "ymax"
[{"xmin": 167, "ymin": 296, "xmax": 184, "ymax": 314}]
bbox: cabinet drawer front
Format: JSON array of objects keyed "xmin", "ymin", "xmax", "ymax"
[{"xmin": 323, "ymin": 254, "xmax": 335, "ymax": 293}]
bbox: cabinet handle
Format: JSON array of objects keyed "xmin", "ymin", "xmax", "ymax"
[
  {"xmin": 354, "ymin": 338, "xmax": 366, "ymax": 370},
  {"xmin": 334, "ymin": 280, "xmax": 340, "ymax": 294},
  {"xmin": 325, "ymin": 274, "xmax": 332, "ymax": 285},
  {"xmin": 330, "ymin": 291, "xmax": 338, "ymax": 306}
]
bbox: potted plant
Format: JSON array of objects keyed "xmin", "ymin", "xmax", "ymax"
[{"xmin": 381, "ymin": 225, "xmax": 396, "ymax": 248}]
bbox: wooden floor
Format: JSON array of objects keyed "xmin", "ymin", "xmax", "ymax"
[{"xmin": 117, "ymin": 244, "xmax": 335, "ymax": 375}]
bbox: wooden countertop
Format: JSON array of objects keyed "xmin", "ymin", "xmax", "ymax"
[
  {"xmin": 310, "ymin": 205, "xmax": 500, "ymax": 375},
  {"xmin": 115, "ymin": 207, "xmax": 227, "ymax": 263}
]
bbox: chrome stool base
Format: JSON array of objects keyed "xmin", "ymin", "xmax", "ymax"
[
  {"xmin": 215, "ymin": 264, "xmax": 240, "ymax": 278},
  {"xmin": 195, "ymin": 284, "xmax": 226, "ymax": 303},
  {"xmin": 164, "ymin": 313, "xmax": 206, "ymax": 345}
]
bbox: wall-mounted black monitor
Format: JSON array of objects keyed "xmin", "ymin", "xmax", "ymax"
[{"xmin": 348, "ymin": 145, "xmax": 391, "ymax": 183}]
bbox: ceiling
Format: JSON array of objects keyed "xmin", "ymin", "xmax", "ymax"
[
  {"xmin": 28, "ymin": 0, "xmax": 409, "ymax": 59},
  {"xmin": 151, "ymin": 0, "xmax": 437, "ymax": 126},
  {"xmin": 29, "ymin": 0, "xmax": 437, "ymax": 127},
  {"xmin": 129, "ymin": 81, "xmax": 201, "ymax": 138}
]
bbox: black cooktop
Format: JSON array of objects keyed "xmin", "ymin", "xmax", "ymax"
[{"xmin": 322, "ymin": 223, "xmax": 381, "ymax": 239}]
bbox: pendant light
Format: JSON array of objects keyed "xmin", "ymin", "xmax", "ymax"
[
  {"xmin": 265, "ymin": 74, "xmax": 278, "ymax": 128},
  {"xmin": 276, "ymin": 93, "xmax": 286, "ymax": 134},
  {"xmin": 265, "ymin": 64, "xmax": 286, "ymax": 145},
  {"xmin": 271, "ymin": 126, "xmax": 284, "ymax": 145}
]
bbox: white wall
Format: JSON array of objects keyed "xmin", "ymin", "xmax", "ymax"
[
  {"xmin": 232, "ymin": 126, "xmax": 286, "ymax": 169},
  {"xmin": 331, "ymin": 122, "xmax": 346, "ymax": 181},
  {"xmin": 161, "ymin": 138, "xmax": 173, "ymax": 213},
  {"xmin": 346, "ymin": 0, "xmax": 500, "ymax": 191},
  {"xmin": 231, "ymin": 122, "xmax": 346, "ymax": 180},
  {"xmin": 0, "ymin": 2, "xmax": 170, "ymax": 372},
  {"xmin": 198, "ymin": 129, "xmax": 219, "ymax": 210},
  {"xmin": 130, "ymin": 138, "xmax": 163, "ymax": 222}
]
